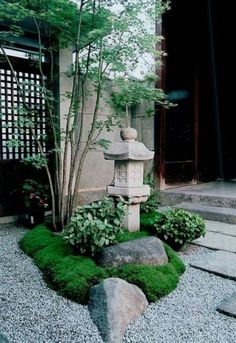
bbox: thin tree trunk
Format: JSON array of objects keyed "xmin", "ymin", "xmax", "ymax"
[
  {"xmin": 59, "ymin": 0, "xmax": 85, "ymax": 227},
  {"xmin": 70, "ymin": 40, "xmax": 104, "ymax": 214},
  {"xmin": 33, "ymin": 17, "xmax": 61, "ymax": 228}
]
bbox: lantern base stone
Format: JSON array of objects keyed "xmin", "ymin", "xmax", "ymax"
[{"xmin": 107, "ymin": 185, "xmax": 150, "ymax": 198}]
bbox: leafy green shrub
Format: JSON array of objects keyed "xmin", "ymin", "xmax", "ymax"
[
  {"xmin": 61, "ymin": 197, "xmax": 127, "ymax": 256},
  {"xmin": 154, "ymin": 208, "xmax": 206, "ymax": 250},
  {"xmin": 140, "ymin": 190, "xmax": 160, "ymax": 214}
]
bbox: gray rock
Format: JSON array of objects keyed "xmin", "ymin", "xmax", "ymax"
[
  {"xmin": 217, "ymin": 292, "xmax": 236, "ymax": 318},
  {"xmin": 89, "ymin": 277, "xmax": 148, "ymax": 343},
  {"xmin": 98, "ymin": 236, "xmax": 168, "ymax": 267}
]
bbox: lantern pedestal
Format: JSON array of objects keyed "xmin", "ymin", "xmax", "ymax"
[{"xmin": 123, "ymin": 203, "xmax": 140, "ymax": 232}]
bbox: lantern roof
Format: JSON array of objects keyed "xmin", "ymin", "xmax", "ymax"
[{"xmin": 104, "ymin": 127, "xmax": 154, "ymax": 161}]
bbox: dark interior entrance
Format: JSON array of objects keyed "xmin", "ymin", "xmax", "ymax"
[
  {"xmin": 156, "ymin": 0, "xmax": 236, "ymax": 188},
  {"xmin": 0, "ymin": 50, "xmax": 49, "ymax": 216}
]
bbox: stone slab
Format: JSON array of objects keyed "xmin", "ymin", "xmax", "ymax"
[
  {"xmin": 205, "ymin": 220, "xmax": 236, "ymax": 237},
  {"xmin": 217, "ymin": 292, "xmax": 236, "ymax": 318},
  {"xmin": 193, "ymin": 231, "xmax": 236, "ymax": 253},
  {"xmin": 190, "ymin": 250, "xmax": 236, "ymax": 280}
]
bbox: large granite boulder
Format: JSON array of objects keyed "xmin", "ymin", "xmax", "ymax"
[
  {"xmin": 98, "ymin": 236, "xmax": 168, "ymax": 267},
  {"xmin": 89, "ymin": 277, "xmax": 148, "ymax": 343}
]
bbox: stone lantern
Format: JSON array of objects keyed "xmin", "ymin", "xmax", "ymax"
[{"xmin": 104, "ymin": 127, "xmax": 154, "ymax": 232}]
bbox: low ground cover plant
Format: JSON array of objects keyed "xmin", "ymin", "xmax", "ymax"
[{"xmin": 19, "ymin": 225, "xmax": 185, "ymax": 304}]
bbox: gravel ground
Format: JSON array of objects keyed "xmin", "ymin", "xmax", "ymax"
[
  {"xmin": 1, "ymin": 224, "xmax": 236, "ymax": 343},
  {"xmin": 124, "ymin": 245, "xmax": 236, "ymax": 343},
  {"xmin": 0, "ymin": 224, "xmax": 103, "ymax": 343}
]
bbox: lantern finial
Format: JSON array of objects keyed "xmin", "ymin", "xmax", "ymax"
[{"xmin": 120, "ymin": 127, "xmax": 137, "ymax": 141}]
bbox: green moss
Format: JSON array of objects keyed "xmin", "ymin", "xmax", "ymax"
[
  {"xmin": 109, "ymin": 243, "xmax": 186, "ymax": 303},
  {"xmin": 111, "ymin": 263, "xmax": 179, "ymax": 302},
  {"xmin": 117, "ymin": 230, "xmax": 150, "ymax": 243},
  {"xmin": 19, "ymin": 225, "xmax": 55, "ymax": 257},
  {"xmin": 51, "ymin": 256, "xmax": 107, "ymax": 303},
  {"xmin": 164, "ymin": 243, "xmax": 186, "ymax": 274},
  {"xmin": 140, "ymin": 212, "xmax": 161, "ymax": 232},
  {"xmin": 34, "ymin": 237, "xmax": 73, "ymax": 273},
  {"xmin": 20, "ymin": 225, "xmax": 185, "ymax": 305}
]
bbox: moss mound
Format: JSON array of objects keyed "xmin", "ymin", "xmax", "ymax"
[
  {"xmin": 117, "ymin": 229, "xmax": 150, "ymax": 243},
  {"xmin": 20, "ymin": 225, "xmax": 185, "ymax": 304},
  {"xmin": 19, "ymin": 225, "xmax": 55, "ymax": 257},
  {"xmin": 140, "ymin": 212, "xmax": 161, "ymax": 232}
]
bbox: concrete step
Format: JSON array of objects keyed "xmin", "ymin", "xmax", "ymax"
[
  {"xmin": 160, "ymin": 181, "xmax": 236, "ymax": 209},
  {"xmin": 173, "ymin": 202, "xmax": 236, "ymax": 224}
]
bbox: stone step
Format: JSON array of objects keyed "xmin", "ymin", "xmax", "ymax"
[
  {"xmin": 173, "ymin": 202, "xmax": 236, "ymax": 224},
  {"xmin": 192, "ymin": 220, "xmax": 236, "ymax": 252},
  {"xmin": 193, "ymin": 231, "xmax": 236, "ymax": 253},
  {"xmin": 205, "ymin": 220, "xmax": 236, "ymax": 237},
  {"xmin": 190, "ymin": 250, "xmax": 236, "ymax": 280},
  {"xmin": 160, "ymin": 181, "xmax": 236, "ymax": 209}
]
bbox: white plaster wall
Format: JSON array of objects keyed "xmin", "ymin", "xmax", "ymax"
[
  {"xmin": 59, "ymin": 48, "xmax": 122, "ymax": 201},
  {"xmin": 131, "ymin": 102, "xmax": 155, "ymax": 179},
  {"xmin": 131, "ymin": 102, "xmax": 154, "ymax": 150}
]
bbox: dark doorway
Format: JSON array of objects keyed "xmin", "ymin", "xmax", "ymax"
[
  {"xmin": 0, "ymin": 49, "xmax": 49, "ymax": 216},
  {"xmin": 208, "ymin": 1, "xmax": 236, "ymax": 180},
  {"xmin": 156, "ymin": 0, "xmax": 236, "ymax": 188}
]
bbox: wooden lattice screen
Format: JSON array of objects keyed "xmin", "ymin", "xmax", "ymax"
[{"xmin": 0, "ymin": 64, "xmax": 47, "ymax": 160}]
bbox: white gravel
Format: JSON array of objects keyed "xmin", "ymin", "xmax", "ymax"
[
  {"xmin": 124, "ymin": 245, "xmax": 236, "ymax": 343},
  {"xmin": 0, "ymin": 224, "xmax": 103, "ymax": 343},
  {"xmin": 1, "ymin": 224, "xmax": 236, "ymax": 343}
]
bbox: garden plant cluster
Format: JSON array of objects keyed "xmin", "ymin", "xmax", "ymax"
[{"xmin": 19, "ymin": 195, "xmax": 206, "ymax": 305}]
